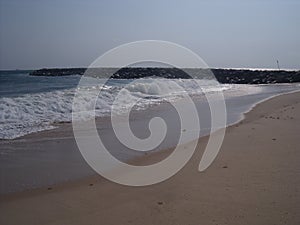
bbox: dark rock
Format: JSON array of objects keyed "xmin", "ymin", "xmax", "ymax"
[{"xmin": 29, "ymin": 68, "xmax": 300, "ymax": 84}]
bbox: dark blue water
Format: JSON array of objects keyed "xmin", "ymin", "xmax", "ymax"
[
  {"xmin": 0, "ymin": 71, "xmax": 81, "ymax": 97},
  {"xmin": 0, "ymin": 71, "xmax": 133, "ymax": 97}
]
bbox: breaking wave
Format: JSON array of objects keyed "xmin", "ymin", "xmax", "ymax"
[{"xmin": 0, "ymin": 78, "xmax": 232, "ymax": 139}]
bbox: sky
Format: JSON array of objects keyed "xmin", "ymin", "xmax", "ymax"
[{"xmin": 0, "ymin": 0, "xmax": 299, "ymax": 70}]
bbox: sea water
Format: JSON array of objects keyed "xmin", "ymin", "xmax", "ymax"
[
  {"xmin": 0, "ymin": 70, "xmax": 300, "ymax": 193},
  {"xmin": 0, "ymin": 71, "xmax": 299, "ymax": 139}
]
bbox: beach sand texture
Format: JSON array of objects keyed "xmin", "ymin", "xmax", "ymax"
[{"xmin": 0, "ymin": 91, "xmax": 299, "ymax": 225}]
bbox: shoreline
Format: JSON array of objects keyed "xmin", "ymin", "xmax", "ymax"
[
  {"xmin": 0, "ymin": 91, "xmax": 299, "ymax": 224},
  {"xmin": 228, "ymin": 88, "xmax": 300, "ymax": 126},
  {"xmin": 1, "ymin": 82, "xmax": 299, "ymax": 141},
  {"xmin": 0, "ymin": 89, "xmax": 299, "ymax": 195},
  {"xmin": 1, "ymin": 84, "xmax": 298, "ymax": 143}
]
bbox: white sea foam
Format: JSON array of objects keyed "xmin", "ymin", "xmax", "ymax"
[{"xmin": 0, "ymin": 78, "xmax": 233, "ymax": 139}]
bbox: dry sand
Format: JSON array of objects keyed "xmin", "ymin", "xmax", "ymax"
[{"xmin": 0, "ymin": 91, "xmax": 299, "ymax": 225}]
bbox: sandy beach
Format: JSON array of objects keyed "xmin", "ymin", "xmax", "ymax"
[
  {"xmin": 0, "ymin": 91, "xmax": 299, "ymax": 225},
  {"xmin": 1, "ymin": 0, "xmax": 299, "ymax": 224}
]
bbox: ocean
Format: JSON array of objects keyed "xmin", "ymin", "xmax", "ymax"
[
  {"xmin": 0, "ymin": 70, "xmax": 300, "ymax": 193},
  {"xmin": 0, "ymin": 70, "xmax": 299, "ymax": 140}
]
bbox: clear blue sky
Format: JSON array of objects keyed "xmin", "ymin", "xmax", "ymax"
[{"xmin": 0, "ymin": 0, "xmax": 299, "ymax": 70}]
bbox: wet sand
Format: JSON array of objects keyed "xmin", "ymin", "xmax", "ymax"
[{"xmin": 0, "ymin": 91, "xmax": 300, "ymax": 225}]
